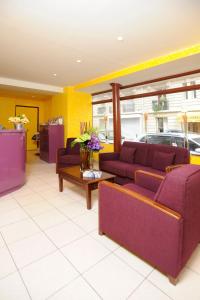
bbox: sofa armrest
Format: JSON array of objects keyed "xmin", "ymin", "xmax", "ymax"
[
  {"xmin": 166, "ymin": 164, "xmax": 184, "ymax": 173},
  {"xmin": 99, "ymin": 181, "xmax": 183, "ymax": 278},
  {"xmin": 57, "ymin": 148, "xmax": 66, "ymax": 158},
  {"xmin": 135, "ymin": 170, "xmax": 165, "ymax": 193},
  {"xmin": 99, "ymin": 152, "xmax": 120, "ymax": 161}
]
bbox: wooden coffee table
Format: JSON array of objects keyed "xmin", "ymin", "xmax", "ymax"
[{"xmin": 58, "ymin": 166, "xmax": 116, "ymax": 209}]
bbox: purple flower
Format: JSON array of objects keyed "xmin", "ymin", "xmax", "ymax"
[{"xmin": 87, "ymin": 134, "xmax": 103, "ymax": 152}]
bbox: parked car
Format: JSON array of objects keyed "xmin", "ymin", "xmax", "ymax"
[{"xmin": 138, "ymin": 132, "xmax": 200, "ymax": 155}]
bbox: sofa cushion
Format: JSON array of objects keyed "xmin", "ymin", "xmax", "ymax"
[
  {"xmin": 122, "ymin": 142, "xmax": 148, "ymax": 165},
  {"xmin": 145, "ymin": 143, "xmax": 189, "ymax": 167},
  {"xmin": 123, "ymin": 183, "xmax": 156, "ymax": 199},
  {"xmin": 125, "ymin": 164, "xmax": 165, "ymax": 179},
  {"xmin": 120, "ymin": 147, "xmax": 136, "ymax": 163},
  {"xmin": 100, "ymin": 160, "xmax": 128, "ymax": 177},
  {"xmin": 59, "ymin": 155, "xmax": 80, "ymax": 165},
  {"xmin": 152, "ymin": 151, "xmax": 175, "ymax": 171}
]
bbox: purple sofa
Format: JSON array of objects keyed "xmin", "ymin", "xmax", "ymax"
[
  {"xmin": 99, "ymin": 141, "xmax": 190, "ymax": 184},
  {"xmin": 99, "ymin": 164, "xmax": 200, "ymax": 284},
  {"xmin": 56, "ymin": 138, "xmax": 80, "ymax": 173}
]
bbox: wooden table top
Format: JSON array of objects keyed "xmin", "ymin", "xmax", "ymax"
[{"xmin": 58, "ymin": 165, "xmax": 116, "ymax": 184}]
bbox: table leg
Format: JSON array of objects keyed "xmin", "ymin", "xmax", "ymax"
[
  {"xmin": 59, "ymin": 175, "xmax": 63, "ymax": 192},
  {"xmin": 86, "ymin": 185, "xmax": 92, "ymax": 209}
]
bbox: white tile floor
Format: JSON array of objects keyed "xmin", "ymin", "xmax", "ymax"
[{"xmin": 0, "ymin": 151, "xmax": 200, "ymax": 300}]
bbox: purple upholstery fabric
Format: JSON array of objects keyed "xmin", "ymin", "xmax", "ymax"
[
  {"xmin": 123, "ymin": 183, "xmax": 156, "ymax": 199},
  {"xmin": 59, "ymin": 154, "xmax": 80, "ymax": 165},
  {"xmin": 123, "ymin": 142, "xmax": 148, "ymax": 165},
  {"xmin": 100, "ymin": 160, "xmax": 128, "ymax": 177},
  {"xmin": 135, "ymin": 170, "xmax": 163, "ymax": 193},
  {"xmin": 114, "ymin": 177, "xmax": 133, "ymax": 185},
  {"xmin": 146, "ymin": 143, "xmax": 189, "ymax": 166},
  {"xmin": 99, "ymin": 164, "xmax": 200, "ymax": 279},
  {"xmin": 155, "ymin": 164, "xmax": 200, "ymax": 266},
  {"xmin": 99, "ymin": 152, "xmax": 120, "ymax": 161},
  {"xmin": 152, "ymin": 151, "xmax": 175, "ymax": 171},
  {"xmin": 56, "ymin": 137, "xmax": 80, "ymax": 172},
  {"xmin": 66, "ymin": 138, "xmax": 80, "ymax": 154},
  {"xmin": 119, "ymin": 147, "xmax": 136, "ymax": 163},
  {"xmin": 99, "ymin": 182, "xmax": 183, "ymax": 278},
  {"xmin": 99, "ymin": 142, "xmax": 190, "ymax": 185},
  {"xmin": 125, "ymin": 164, "xmax": 165, "ymax": 179}
]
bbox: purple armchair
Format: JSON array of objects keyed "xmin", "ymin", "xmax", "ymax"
[
  {"xmin": 99, "ymin": 165, "xmax": 200, "ymax": 284},
  {"xmin": 56, "ymin": 138, "xmax": 80, "ymax": 173}
]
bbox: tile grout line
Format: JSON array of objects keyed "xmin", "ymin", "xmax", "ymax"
[
  {"xmin": 3, "ymin": 154, "xmax": 180, "ymax": 300},
  {"xmin": 16, "ymin": 200, "xmax": 104, "ymax": 300},
  {"xmin": 146, "ymin": 277, "xmax": 175, "ymax": 300},
  {"xmin": 0, "ymin": 232, "xmax": 33, "ymax": 300},
  {"xmin": 112, "ymin": 250, "xmax": 152, "ymax": 278},
  {"xmin": 16, "ymin": 175, "xmax": 159, "ymax": 299}
]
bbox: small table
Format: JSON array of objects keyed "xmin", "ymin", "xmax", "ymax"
[{"xmin": 58, "ymin": 166, "xmax": 116, "ymax": 209}]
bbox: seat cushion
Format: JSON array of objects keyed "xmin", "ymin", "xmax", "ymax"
[
  {"xmin": 152, "ymin": 151, "xmax": 175, "ymax": 171},
  {"xmin": 120, "ymin": 147, "xmax": 136, "ymax": 163},
  {"xmin": 100, "ymin": 160, "xmax": 128, "ymax": 177},
  {"xmin": 125, "ymin": 164, "xmax": 165, "ymax": 179},
  {"xmin": 123, "ymin": 183, "xmax": 156, "ymax": 199},
  {"xmin": 59, "ymin": 154, "xmax": 80, "ymax": 165}
]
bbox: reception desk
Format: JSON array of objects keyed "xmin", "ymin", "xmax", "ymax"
[{"xmin": 0, "ymin": 130, "xmax": 26, "ymax": 196}]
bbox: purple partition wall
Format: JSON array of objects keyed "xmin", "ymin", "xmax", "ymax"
[
  {"xmin": 0, "ymin": 130, "xmax": 26, "ymax": 196},
  {"xmin": 40, "ymin": 125, "xmax": 64, "ymax": 163}
]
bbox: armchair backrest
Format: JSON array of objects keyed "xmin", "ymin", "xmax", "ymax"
[
  {"xmin": 154, "ymin": 164, "xmax": 200, "ymax": 264},
  {"xmin": 66, "ymin": 138, "xmax": 80, "ymax": 154},
  {"xmin": 154, "ymin": 164, "xmax": 200, "ymax": 216}
]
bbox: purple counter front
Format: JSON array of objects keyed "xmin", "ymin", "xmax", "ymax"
[{"xmin": 0, "ymin": 130, "xmax": 26, "ymax": 196}]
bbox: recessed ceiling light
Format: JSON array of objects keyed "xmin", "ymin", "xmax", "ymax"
[
  {"xmin": 53, "ymin": 73, "xmax": 57, "ymax": 77},
  {"xmin": 76, "ymin": 59, "xmax": 82, "ymax": 63},
  {"xmin": 117, "ymin": 36, "xmax": 124, "ymax": 41}
]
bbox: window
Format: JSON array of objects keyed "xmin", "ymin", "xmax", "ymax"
[
  {"xmin": 157, "ymin": 118, "xmax": 164, "ymax": 133},
  {"xmin": 121, "ymin": 100, "xmax": 135, "ymax": 113},
  {"xmin": 97, "ymin": 106, "xmax": 106, "ymax": 115},
  {"xmin": 152, "ymin": 95, "xmax": 168, "ymax": 111},
  {"xmin": 183, "ymin": 81, "xmax": 197, "ymax": 99}
]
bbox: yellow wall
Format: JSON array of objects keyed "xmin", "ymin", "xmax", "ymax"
[
  {"xmin": 51, "ymin": 87, "xmax": 92, "ymax": 141},
  {"xmin": 0, "ymin": 96, "xmax": 51, "ymax": 129},
  {"xmin": 190, "ymin": 155, "xmax": 200, "ymax": 165}
]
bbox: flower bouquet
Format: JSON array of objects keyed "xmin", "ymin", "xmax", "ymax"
[
  {"xmin": 71, "ymin": 126, "xmax": 103, "ymax": 171},
  {"xmin": 8, "ymin": 114, "xmax": 29, "ymax": 130}
]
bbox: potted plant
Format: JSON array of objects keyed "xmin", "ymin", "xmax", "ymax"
[{"xmin": 71, "ymin": 127, "xmax": 103, "ymax": 171}]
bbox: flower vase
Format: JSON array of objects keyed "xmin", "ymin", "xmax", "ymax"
[
  {"xmin": 14, "ymin": 123, "xmax": 24, "ymax": 130},
  {"xmin": 80, "ymin": 148, "xmax": 91, "ymax": 172}
]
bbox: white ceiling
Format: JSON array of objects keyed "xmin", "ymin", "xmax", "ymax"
[
  {"xmin": 83, "ymin": 53, "xmax": 200, "ymax": 94},
  {"xmin": 0, "ymin": 0, "xmax": 200, "ymax": 91}
]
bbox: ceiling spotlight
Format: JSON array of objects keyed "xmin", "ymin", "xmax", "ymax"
[
  {"xmin": 53, "ymin": 73, "xmax": 57, "ymax": 77},
  {"xmin": 117, "ymin": 36, "xmax": 124, "ymax": 41},
  {"xmin": 76, "ymin": 59, "xmax": 82, "ymax": 63}
]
